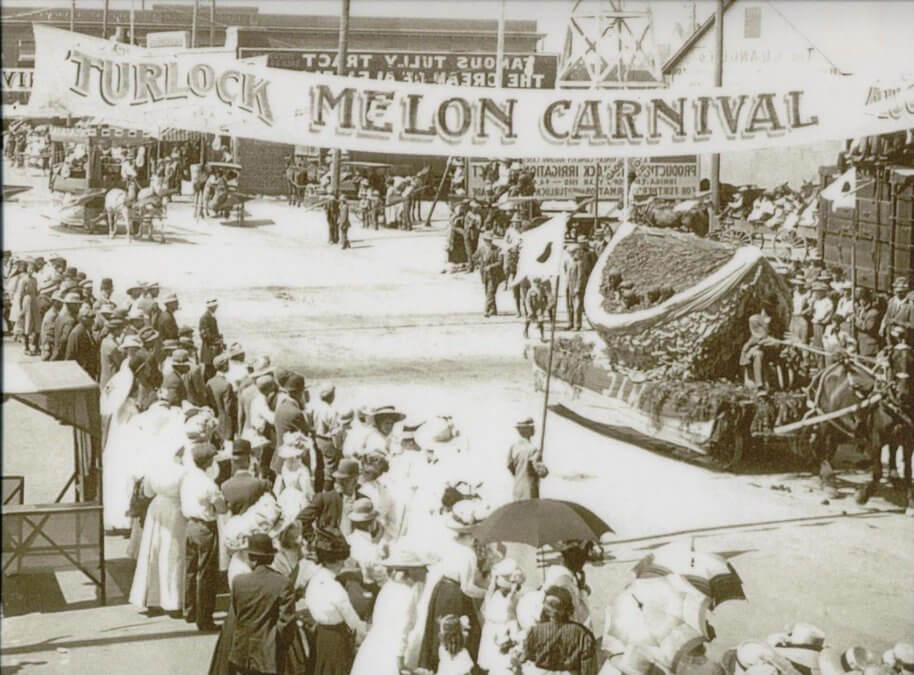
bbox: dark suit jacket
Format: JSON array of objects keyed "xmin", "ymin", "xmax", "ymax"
[
  {"xmin": 207, "ymin": 373, "xmax": 236, "ymax": 442},
  {"xmin": 221, "ymin": 471, "xmax": 270, "ymax": 516},
  {"xmin": 53, "ymin": 310, "xmax": 77, "ymax": 361},
  {"xmin": 65, "ymin": 323, "xmax": 99, "ymax": 380},
  {"xmin": 298, "ymin": 488, "xmax": 364, "ymax": 539},
  {"xmin": 182, "ymin": 363, "xmax": 209, "ymax": 407},
  {"xmin": 156, "ymin": 309, "xmax": 179, "ymax": 341},
  {"xmin": 270, "ymin": 398, "xmax": 319, "ymax": 482},
  {"xmin": 228, "ymin": 565, "xmax": 296, "ymax": 675},
  {"xmin": 198, "ymin": 310, "xmax": 221, "ymax": 365}
]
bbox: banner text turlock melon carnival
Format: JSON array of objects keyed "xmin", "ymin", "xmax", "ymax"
[{"xmin": 30, "ymin": 26, "xmax": 914, "ymax": 160}]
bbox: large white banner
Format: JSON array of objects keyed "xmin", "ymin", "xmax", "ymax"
[{"xmin": 29, "ymin": 26, "xmax": 914, "ymax": 160}]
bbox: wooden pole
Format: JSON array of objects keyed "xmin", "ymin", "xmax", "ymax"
[
  {"xmin": 593, "ymin": 161, "xmax": 600, "ymax": 235},
  {"xmin": 102, "ymin": 0, "xmax": 108, "ymax": 39},
  {"xmin": 129, "ymin": 0, "xmax": 135, "ymax": 45},
  {"xmin": 330, "ymin": 0, "xmax": 351, "ymax": 199},
  {"xmin": 70, "ymin": 0, "xmax": 76, "ymax": 32},
  {"xmin": 424, "ymin": 157, "xmax": 452, "ymax": 228},
  {"xmin": 710, "ymin": 0, "xmax": 724, "ymax": 213},
  {"xmin": 191, "ymin": 0, "xmax": 198, "ymax": 48},
  {"xmin": 495, "ymin": 0, "xmax": 506, "ymax": 88},
  {"xmin": 539, "ymin": 274, "xmax": 561, "ymax": 461},
  {"xmin": 210, "ymin": 0, "xmax": 215, "ymax": 48}
]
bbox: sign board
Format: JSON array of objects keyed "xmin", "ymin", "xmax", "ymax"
[
  {"xmin": 145, "ymin": 31, "xmax": 189, "ymax": 49},
  {"xmin": 237, "ymin": 48, "xmax": 558, "ymax": 89},
  {"xmin": 31, "ymin": 26, "xmax": 914, "ymax": 160},
  {"xmin": 469, "ymin": 156, "xmax": 700, "ymax": 200},
  {"xmin": 2, "ymin": 68, "xmax": 34, "ymax": 92}
]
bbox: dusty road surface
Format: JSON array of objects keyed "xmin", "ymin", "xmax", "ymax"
[{"xmin": 3, "ymin": 189, "xmax": 913, "ymax": 675}]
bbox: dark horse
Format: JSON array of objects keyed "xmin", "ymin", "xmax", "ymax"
[{"xmin": 809, "ymin": 350, "xmax": 913, "ymax": 514}]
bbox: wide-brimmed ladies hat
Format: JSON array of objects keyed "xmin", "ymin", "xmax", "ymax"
[
  {"xmin": 370, "ymin": 405, "xmax": 406, "ymax": 425},
  {"xmin": 381, "ymin": 549, "xmax": 429, "ymax": 569},
  {"xmin": 415, "ymin": 416, "xmax": 468, "ymax": 454},
  {"xmin": 768, "ymin": 624, "xmax": 827, "ymax": 672},
  {"xmin": 733, "ymin": 641, "xmax": 801, "ymax": 675},
  {"xmin": 883, "ymin": 644, "xmax": 914, "ymax": 673},
  {"xmin": 277, "ymin": 441, "xmax": 305, "ymax": 460}
]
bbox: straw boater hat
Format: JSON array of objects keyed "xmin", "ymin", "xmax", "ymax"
[
  {"xmin": 206, "ymin": 297, "xmax": 219, "ymax": 308},
  {"xmin": 370, "ymin": 405, "xmax": 406, "ymax": 425},
  {"xmin": 415, "ymin": 416, "xmax": 468, "ymax": 454},
  {"xmin": 444, "ymin": 498, "xmax": 488, "ymax": 533},
  {"xmin": 768, "ymin": 624, "xmax": 827, "ymax": 673},
  {"xmin": 818, "ymin": 647, "xmax": 881, "ymax": 675},
  {"xmin": 893, "ymin": 276, "xmax": 910, "ymax": 292},
  {"xmin": 127, "ymin": 282, "xmax": 146, "ymax": 295},
  {"xmin": 381, "ymin": 548, "xmax": 429, "ymax": 569},
  {"xmin": 812, "ymin": 281, "xmax": 830, "ymax": 292},
  {"xmin": 883, "ymin": 644, "xmax": 914, "ymax": 673}
]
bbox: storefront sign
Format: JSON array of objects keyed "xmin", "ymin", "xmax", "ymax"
[
  {"xmin": 468, "ymin": 156, "xmax": 699, "ymax": 200},
  {"xmin": 237, "ymin": 48, "xmax": 558, "ymax": 89},
  {"xmin": 31, "ymin": 26, "xmax": 914, "ymax": 160},
  {"xmin": 2, "ymin": 68, "xmax": 34, "ymax": 92}
]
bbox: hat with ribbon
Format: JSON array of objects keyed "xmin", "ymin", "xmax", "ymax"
[
  {"xmin": 126, "ymin": 282, "xmax": 146, "ymax": 295},
  {"xmin": 119, "ymin": 334, "xmax": 143, "ymax": 350},
  {"xmin": 381, "ymin": 548, "xmax": 429, "ymax": 569},
  {"xmin": 171, "ymin": 348, "xmax": 192, "ymax": 368},
  {"xmin": 415, "ymin": 416, "xmax": 468, "ymax": 454},
  {"xmin": 127, "ymin": 305, "xmax": 146, "ymax": 322},
  {"xmin": 767, "ymin": 625, "xmax": 827, "ymax": 673},
  {"xmin": 162, "ymin": 292, "xmax": 178, "ymax": 305},
  {"xmin": 371, "ymin": 405, "xmax": 407, "ymax": 426},
  {"xmin": 63, "ymin": 291, "xmax": 82, "ymax": 304},
  {"xmin": 206, "ymin": 297, "xmax": 219, "ymax": 308},
  {"xmin": 213, "ymin": 351, "xmax": 231, "ymax": 368},
  {"xmin": 138, "ymin": 327, "xmax": 160, "ymax": 344}
]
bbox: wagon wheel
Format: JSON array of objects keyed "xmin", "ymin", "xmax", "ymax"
[{"xmin": 725, "ymin": 229, "xmax": 753, "ymax": 246}]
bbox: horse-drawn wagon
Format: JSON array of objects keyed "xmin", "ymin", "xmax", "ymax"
[{"xmin": 47, "ymin": 124, "xmax": 156, "ymax": 233}]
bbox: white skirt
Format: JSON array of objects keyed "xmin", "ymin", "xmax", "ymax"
[{"xmin": 128, "ymin": 495, "xmax": 186, "ymax": 611}]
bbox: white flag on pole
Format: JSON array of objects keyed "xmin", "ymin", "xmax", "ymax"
[{"xmin": 512, "ymin": 213, "xmax": 568, "ymax": 286}]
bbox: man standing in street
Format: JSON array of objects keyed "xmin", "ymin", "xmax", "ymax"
[
  {"xmin": 566, "ymin": 238, "xmax": 595, "ymax": 331},
  {"xmin": 40, "ymin": 289, "xmax": 62, "ymax": 361},
  {"xmin": 339, "ymin": 194, "xmax": 352, "ymax": 250},
  {"xmin": 156, "ymin": 292, "xmax": 180, "ymax": 342},
  {"xmin": 474, "ymin": 232, "xmax": 503, "ymax": 318},
  {"xmin": 199, "ymin": 298, "xmax": 223, "ymax": 381},
  {"xmin": 464, "ymin": 200, "xmax": 482, "ymax": 272},
  {"xmin": 299, "ymin": 458, "xmax": 364, "ymax": 539},
  {"xmin": 882, "ymin": 277, "xmax": 912, "ymax": 347},
  {"xmin": 221, "ymin": 440, "xmax": 270, "ymax": 516},
  {"xmin": 507, "ymin": 417, "xmax": 546, "ymax": 500},
  {"xmin": 53, "ymin": 292, "xmax": 82, "ymax": 361},
  {"xmin": 65, "ymin": 304, "xmax": 99, "ymax": 380},
  {"xmin": 324, "ymin": 192, "xmax": 339, "ymax": 244},
  {"xmin": 180, "ymin": 436, "xmax": 227, "ymax": 632},
  {"xmin": 271, "ymin": 374, "xmax": 318, "ymax": 485},
  {"xmin": 207, "ymin": 352, "xmax": 236, "ymax": 445},
  {"xmin": 99, "ymin": 314, "xmax": 125, "ymax": 387}
]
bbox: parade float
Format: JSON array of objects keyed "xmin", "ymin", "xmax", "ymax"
[{"xmin": 530, "ymin": 222, "xmax": 811, "ymax": 470}]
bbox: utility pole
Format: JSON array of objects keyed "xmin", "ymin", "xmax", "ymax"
[
  {"xmin": 191, "ymin": 0, "xmax": 198, "ymax": 48},
  {"xmin": 102, "ymin": 0, "xmax": 108, "ymax": 39},
  {"xmin": 130, "ymin": 0, "xmax": 135, "ymax": 45},
  {"xmin": 494, "ymin": 0, "xmax": 506, "ymax": 87},
  {"xmin": 210, "ymin": 0, "xmax": 215, "ymax": 47},
  {"xmin": 70, "ymin": 0, "xmax": 75, "ymax": 32},
  {"xmin": 330, "ymin": 0, "xmax": 351, "ymax": 199},
  {"xmin": 710, "ymin": 0, "xmax": 724, "ymax": 213}
]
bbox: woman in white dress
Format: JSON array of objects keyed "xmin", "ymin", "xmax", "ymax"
[
  {"xmin": 272, "ymin": 435, "xmax": 314, "ymax": 513},
  {"xmin": 351, "ymin": 550, "xmax": 429, "ymax": 675},
  {"xmin": 128, "ymin": 451, "xmax": 187, "ymax": 614},
  {"xmin": 101, "ymin": 361, "xmax": 142, "ymax": 531}
]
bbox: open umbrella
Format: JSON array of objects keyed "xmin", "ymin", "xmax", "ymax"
[
  {"xmin": 472, "ymin": 499, "xmax": 612, "ymax": 548},
  {"xmin": 632, "ymin": 541, "xmax": 746, "ymax": 608}
]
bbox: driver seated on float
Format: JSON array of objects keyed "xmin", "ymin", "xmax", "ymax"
[{"xmin": 739, "ymin": 307, "xmax": 783, "ymax": 389}]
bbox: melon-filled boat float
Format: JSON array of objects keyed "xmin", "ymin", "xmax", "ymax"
[{"xmin": 529, "ymin": 222, "xmax": 811, "ymax": 470}]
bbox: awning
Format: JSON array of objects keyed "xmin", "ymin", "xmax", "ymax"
[
  {"xmin": 159, "ymin": 128, "xmax": 208, "ymax": 142},
  {"xmin": 3, "ymin": 362, "xmax": 101, "ymax": 438}
]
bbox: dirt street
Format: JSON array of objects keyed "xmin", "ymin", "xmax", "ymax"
[{"xmin": 2, "ymin": 192, "xmax": 912, "ymax": 674}]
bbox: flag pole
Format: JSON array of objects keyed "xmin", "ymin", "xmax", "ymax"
[{"xmin": 539, "ymin": 271, "xmax": 560, "ymax": 462}]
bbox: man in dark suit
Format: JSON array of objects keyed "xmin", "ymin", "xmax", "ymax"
[
  {"xmin": 298, "ymin": 459, "xmax": 363, "ymax": 541},
  {"xmin": 198, "ymin": 298, "xmax": 223, "ymax": 381},
  {"xmin": 65, "ymin": 304, "xmax": 99, "ymax": 380},
  {"xmin": 207, "ymin": 352, "xmax": 237, "ymax": 444},
  {"xmin": 227, "ymin": 534, "xmax": 297, "ymax": 675},
  {"xmin": 339, "ymin": 195, "xmax": 351, "ymax": 249},
  {"xmin": 156, "ymin": 292, "xmax": 180, "ymax": 341},
  {"xmin": 53, "ymin": 292, "xmax": 81, "ymax": 360},
  {"xmin": 221, "ymin": 441, "xmax": 270, "ymax": 516},
  {"xmin": 270, "ymin": 374, "xmax": 319, "ymax": 486}
]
